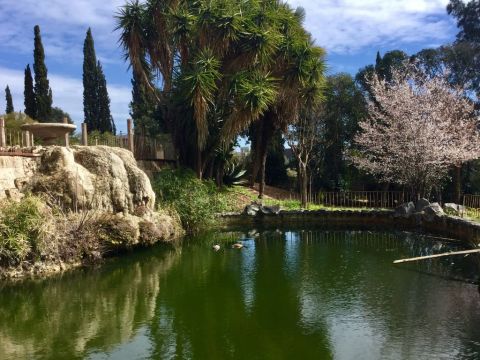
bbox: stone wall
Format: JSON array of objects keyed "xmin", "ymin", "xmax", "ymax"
[{"xmin": 220, "ymin": 210, "xmax": 480, "ymax": 247}]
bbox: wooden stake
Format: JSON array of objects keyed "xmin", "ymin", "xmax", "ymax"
[{"xmin": 393, "ymin": 249, "xmax": 480, "ymax": 264}]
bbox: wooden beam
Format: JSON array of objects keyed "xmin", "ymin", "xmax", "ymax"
[{"xmin": 393, "ymin": 249, "xmax": 480, "ymax": 264}]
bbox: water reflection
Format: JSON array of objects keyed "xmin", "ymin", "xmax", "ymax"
[{"xmin": 0, "ymin": 229, "xmax": 479, "ymax": 359}]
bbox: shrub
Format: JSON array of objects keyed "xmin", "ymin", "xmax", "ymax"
[
  {"xmin": 0, "ymin": 196, "xmax": 47, "ymax": 265},
  {"xmin": 152, "ymin": 169, "xmax": 225, "ymax": 232}
]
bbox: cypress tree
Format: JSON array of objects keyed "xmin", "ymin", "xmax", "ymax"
[
  {"xmin": 130, "ymin": 69, "xmax": 158, "ymax": 135},
  {"xmin": 5, "ymin": 85, "xmax": 14, "ymax": 114},
  {"xmin": 33, "ymin": 25, "xmax": 53, "ymax": 122},
  {"xmin": 82, "ymin": 29, "xmax": 114, "ymax": 133},
  {"xmin": 24, "ymin": 64, "xmax": 36, "ymax": 119},
  {"xmin": 83, "ymin": 28, "xmax": 98, "ymax": 131},
  {"xmin": 96, "ymin": 61, "xmax": 115, "ymax": 133}
]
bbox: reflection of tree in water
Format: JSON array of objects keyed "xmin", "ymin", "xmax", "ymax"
[
  {"xmin": 292, "ymin": 230, "xmax": 480, "ymax": 359},
  {"xmin": 148, "ymin": 231, "xmax": 333, "ymax": 359},
  {"xmin": 0, "ymin": 247, "xmax": 181, "ymax": 360},
  {"xmin": 0, "ymin": 230, "xmax": 479, "ymax": 359}
]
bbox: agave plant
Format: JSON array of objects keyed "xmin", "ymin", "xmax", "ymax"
[{"xmin": 223, "ymin": 162, "xmax": 247, "ymax": 187}]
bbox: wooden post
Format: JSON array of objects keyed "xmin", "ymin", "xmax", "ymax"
[
  {"xmin": 81, "ymin": 123, "xmax": 88, "ymax": 146},
  {"xmin": 63, "ymin": 117, "xmax": 69, "ymax": 147},
  {"xmin": 127, "ymin": 118, "xmax": 134, "ymax": 153},
  {"xmin": 0, "ymin": 117, "xmax": 5, "ymax": 147}
]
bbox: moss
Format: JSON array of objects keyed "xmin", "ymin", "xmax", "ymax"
[{"xmin": 94, "ymin": 215, "xmax": 138, "ymax": 250}]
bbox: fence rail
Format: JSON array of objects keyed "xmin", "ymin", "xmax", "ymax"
[{"xmin": 290, "ymin": 191, "xmax": 413, "ymax": 209}]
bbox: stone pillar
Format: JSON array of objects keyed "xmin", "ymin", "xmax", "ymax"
[
  {"xmin": 0, "ymin": 117, "xmax": 5, "ymax": 147},
  {"xmin": 22, "ymin": 131, "xmax": 31, "ymax": 147},
  {"xmin": 81, "ymin": 123, "xmax": 88, "ymax": 146},
  {"xmin": 127, "ymin": 118, "xmax": 134, "ymax": 153},
  {"xmin": 30, "ymin": 132, "xmax": 34, "ymax": 146},
  {"xmin": 63, "ymin": 117, "xmax": 70, "ymax": 147}
]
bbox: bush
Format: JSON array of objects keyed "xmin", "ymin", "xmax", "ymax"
[
  {"xmin": 152, "ymin": 169, "xmax": 225, "ymax": 232},
  {"xmin": 0, "ymin": 196, "xmax": 47, "ymax": 265}
]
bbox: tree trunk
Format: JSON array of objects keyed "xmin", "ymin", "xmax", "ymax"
[
  {"xmin": 299, "ymin": 163, "xmax": 308, "ymax": 208},
  {"xmin": 196, "ymin": 147, "xmax": 202, "ymax": 179},
  {"xmin": 257, "ymin": 114, "xmax": 275, "ymax": 199},
  {"xmin": 453, "ymin": 165, "xmax": 462, "ymax": 204},
  {"xmin": 249, "ymin": 122, "xmax": 263, "ymax": 188}
]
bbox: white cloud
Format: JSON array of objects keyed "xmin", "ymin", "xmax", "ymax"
[
  {"xmin": 0, "ymin": 66, "xmax": 131, "ymax": 132},
  {"xmin": 287, "ymin": 0, "xmax": 455, "ymax": 54}
]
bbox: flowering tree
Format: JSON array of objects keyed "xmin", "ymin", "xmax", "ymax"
[{"xmin": 352, "ymin": 66, "xmax": 480, "ymax": 199}]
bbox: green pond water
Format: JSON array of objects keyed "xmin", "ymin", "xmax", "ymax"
[{"xmin": 1, "ymin": 228, "xmax": 480, "ymax": 360}]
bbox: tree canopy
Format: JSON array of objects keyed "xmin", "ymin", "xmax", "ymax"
[{"xmin": 116, "ymin": 0, "xmax": 326, "ymax": 194}]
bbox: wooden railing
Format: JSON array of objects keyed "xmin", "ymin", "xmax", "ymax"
[{"xmin": 312, "ymin": 191, "xmax": 413, "ymax": 209}]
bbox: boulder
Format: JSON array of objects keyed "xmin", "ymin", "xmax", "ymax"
[
  {"xmin": 415, "ymin": 198, "xmax": 430, "ymax": 212},
  {"xmin": 260, "ymin": 204, "xmax": 281, "ymax": 215},
  {"xmin": 443, "ymin": 203, "xmax": 466, "ymax": 216},
  {"xmin": 423, "ymin": 202, "xmax": 444, "ymax": 220},
  {"xmin": 394, "ymin": 202, "xmax": 415, "ymax": 218},
  {"xmin": 244, "ymin": 202, "xmax": 261, "ymax": 216}
]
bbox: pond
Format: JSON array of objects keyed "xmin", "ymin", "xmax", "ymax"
[{"xmin": 0, "ymin": 228, "xmax": 479, "ymax": 359}]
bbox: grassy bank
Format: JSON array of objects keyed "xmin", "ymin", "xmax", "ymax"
[{"xmin": 0, "ymin": 195, "xmax": 182, "ymax": 278}]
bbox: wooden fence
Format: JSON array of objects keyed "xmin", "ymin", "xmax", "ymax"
[
  {"xmin": 462, "ymin": 194, "xmax": 480, "ymax": 218},
  {"xmin": 307, "ymin": 191, "xmax": 413, "ymax": 209}
]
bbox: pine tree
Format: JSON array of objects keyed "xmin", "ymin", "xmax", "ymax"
[
  {"xmin": 130, "ymin": 69, "xmax": 158, "ymax": 135},
  {"xmin": 33, "ymin": 25, "xmax": 53, "ymax": 122},
  {"xmin": 5, "ymin": 85, "xmax": 14, "ymax": 114},
  {"xmin": 83, "ymin": 28, "xmax": 98, "ymax": 131},
  {"xmin": 96, "ymin": 61, "xmax": 115, "ymax": 133},
  {"xmin": 24, "ymin": 64, "xmax": 36, "ymax": 119}
]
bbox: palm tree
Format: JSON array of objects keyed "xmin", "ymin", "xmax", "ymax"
[{"xmin": 116, "ymin": 0, "xmax": 325, "ymax": 191}]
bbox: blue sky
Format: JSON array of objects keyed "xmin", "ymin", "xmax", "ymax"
[{"xmin": 0, "ymin": 0, "xmax": 458, "ymax": 133}]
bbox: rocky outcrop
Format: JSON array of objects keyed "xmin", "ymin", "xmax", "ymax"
[{"xmin": 1, "ymin": 146, "xmax": 155, "ymax": 215}]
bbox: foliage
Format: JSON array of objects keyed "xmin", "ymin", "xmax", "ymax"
[
  {"xmin": 352, "ymin": 65, "xmax": 480, "ymax": 198},
  {"xmin": 116, "ymin": 0, "xmax": 326, "ymax": 190},
  {"xmin": 82, "ymin": 28, "xmax": 115, "ymax": 134},
  {"xmin": 316, "ymin": 73, "xmax": 367, "ymax": 190},
  {"xmin": 1, "ymin": 112, "xmax": 35, "ymax": 131},
  {"xmin": 265, "ymin": 131, "xmax": 289, "ymax": 188},
  {"xmin": 51, "ymin": 107, "xmax": 73, "ymax": 124},
  {"xmin": 130, "ymin": 69, "xmax": 162, "ymax": 136},
  {"xmin": 0, "ymin": 196, "xmax": 47, "ymax": 265},
  {"xmin": 24, "ymin": 64, "xmax": 36, "ymax": 119},
  {"xmin": 33, "ymin": 25, "xmax": 53, "ymax": 122},
  {"xmin": 152, "ymin": 168, "xmax": 226, "ymax": 232},
  {"xmin": 223, "ymin": 163, "xmax": 247, "ymax": 186},
  {"xmin": 5, "ymin": 85, "xmax": 13, "ymax": 114}
]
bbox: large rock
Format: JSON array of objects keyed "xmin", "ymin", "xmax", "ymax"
[
  {"xmin": 415, "ymin": 198, "xmax": 430, "ymax": 212},
  {"xmin": 1, "ymin": 146, "xmax": 155, "ymax": 215},
  {"xmin": 243, "ymin": 202, "xmax": 281, "ymax": 216},
  {"xmin": 394, "ymin": 202, "xmax": 415, "ymax": 218},
  {"xmin": 423, "ymin": 202, "xmax": 445, "ymax": 220},
  {"xmin": 443, "ymin": 203, "xmax": 466, "ymax": 216}
]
